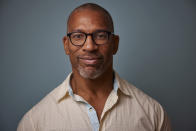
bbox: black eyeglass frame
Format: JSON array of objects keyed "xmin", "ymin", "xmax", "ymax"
[{"xmin": 67, "ymin": 30, "xmax": 114, "ymax": 46}]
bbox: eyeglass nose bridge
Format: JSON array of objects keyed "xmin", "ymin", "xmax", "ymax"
[
  {"xmin": 84, "ymin": 33, "xmax": 95, "ymax": 42},
  {"xmin": 82, "ymin": 33, "xmax": 97, "ymax": 46}
]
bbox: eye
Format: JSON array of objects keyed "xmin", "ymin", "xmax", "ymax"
[
  {"xmin": 95, "ymin": 32, "xmax": 108, "ymax": 40},
  {"xmin": 71, "ymin": 33, "xmax": 85, "ymax": 40}
]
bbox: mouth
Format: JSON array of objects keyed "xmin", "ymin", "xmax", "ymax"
[{"xmin": 79, "ymin": 56, "xmax": 103, "ymax": 65}]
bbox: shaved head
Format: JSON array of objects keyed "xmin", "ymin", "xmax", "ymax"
[{"xmin": 67, "ymin": 3, "xmax": 114, "ymax": 33}]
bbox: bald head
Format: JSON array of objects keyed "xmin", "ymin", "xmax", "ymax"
[{"xmin": 67, "ymin": 3, "xmax": 114, "ymax": 33}]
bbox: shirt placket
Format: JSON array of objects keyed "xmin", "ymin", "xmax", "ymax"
[
  {"xmin": 67, "ymin": 76, "xmax": 119, "ymax": 131},
  {"xmin": 86, "ymin": 104, "xmax": 100, "ymax": 131}
]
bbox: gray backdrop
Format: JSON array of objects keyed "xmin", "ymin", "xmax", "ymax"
[{"xmin": 1, "ymin": 0, "xmax": 196, "ymax": 131}]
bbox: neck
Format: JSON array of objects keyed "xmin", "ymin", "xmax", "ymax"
[{"xmin": 71, "ymin": 67, "xmax": 114, "ymax": 98}]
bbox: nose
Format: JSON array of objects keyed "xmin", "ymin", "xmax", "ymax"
[{"xmin": 82, "ymin": 35, "xmax": 98, "ymax": 52}]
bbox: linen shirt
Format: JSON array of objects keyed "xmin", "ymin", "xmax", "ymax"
[{"xmin": 17, "ymin": 72, "xmax": 171, "ymax": 131}]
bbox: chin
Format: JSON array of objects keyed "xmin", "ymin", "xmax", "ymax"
[{"xmin": 78, "ymin": 66, "xmax": 104, "ymax": 79}]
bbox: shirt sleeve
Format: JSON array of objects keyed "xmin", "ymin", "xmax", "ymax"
[
  {"xmin": 155, "ymin": 103, "xmax": 172, "ymax": 131},
  {"xmin": 160, "ymin": 110, "xmax": 172, "ymax": 131},
  {"xmin": 17, "ymin": 111, "xmax": 35, "ymax": 131}
]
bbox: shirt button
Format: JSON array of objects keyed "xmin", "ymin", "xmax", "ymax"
[{"xmin": 89, "ymin": 107, "xmax": 93, "ymax": 111}]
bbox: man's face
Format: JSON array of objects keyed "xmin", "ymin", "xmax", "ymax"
[{"xmin": 64, "ymin": 9, "xmax": 119, "ymax": 79}]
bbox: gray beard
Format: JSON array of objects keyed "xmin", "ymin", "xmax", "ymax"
[{"xmin": 78, "ymin": 64, "xmax": 105, "ymax": 79}]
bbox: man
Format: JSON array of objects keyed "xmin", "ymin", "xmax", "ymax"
[{"xmin": 17, "ymin": 3, "xmax": 171, "ymax": 131}]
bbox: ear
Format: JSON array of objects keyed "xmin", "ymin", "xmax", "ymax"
[
  {"xmin": 112, "ymin": 35, "xmax": 119, "ymax": 55},
  {"xmin": 63, "ymin": 36, "xmax": 70, "ymax": 55}
]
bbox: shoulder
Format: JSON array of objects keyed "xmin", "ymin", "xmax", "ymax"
[
  {"xmin": 116, "ymin": 73, "xmax": 161, "ymax": 110},
  {"xmin": 116, "ymin": 73, "xmax": 171, "ymax": 130},
  {"xmin": 119, "ymin": 78, "xmax": 162, "ymax": 113},
  {"xmin": 30, "ymin": 80, "xmax": 67, "ymax": 115},
  {"xmin": 124, "ymin": 79, "xmax": 161, "ymax": 108},
  {"xmin": 17, "ymin": 77, "xmax": 69, "ymax": 131}
]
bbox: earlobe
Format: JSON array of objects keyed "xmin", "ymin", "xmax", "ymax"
[
  {"xmin": 112, "ymin": 35, "xmax": 119, "ymax": 55},
  {"xmin": 63, "ymin": 36, "xmax": 70, "ymax": 55}
]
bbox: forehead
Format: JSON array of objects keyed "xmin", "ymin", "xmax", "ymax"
[{"xmin": 67, "ymin": 9, "xmax": 111, "ymax": 33}]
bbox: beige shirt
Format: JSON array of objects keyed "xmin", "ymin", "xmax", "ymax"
[{"xmin": 17, "ymin": 72, "xmax": 171, "ymax": 131}]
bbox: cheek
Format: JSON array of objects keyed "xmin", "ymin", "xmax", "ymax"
[
  {"xmin": 69, "ymin": 53, "xmax": 79, "ymax": 69},
  {"xmin": 69, "ymin": 43, "xmax": 80, "ymax": 55},
  {"xmin": 100, "ymin": 45, "xmax": 114, "ymax": 62},
  {"xmin": 68, "ymin": 44, "xmax": 81, "ymax": 67}
]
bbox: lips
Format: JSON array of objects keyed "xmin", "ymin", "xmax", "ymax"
[{"xmin": 79, "ymin": 56, "xmax": 103, "ymax": 65}]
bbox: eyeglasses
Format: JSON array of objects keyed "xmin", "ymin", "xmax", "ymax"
[{"xmin": 67, "ymin": 30, "xmax": 114, "ymax": 46}]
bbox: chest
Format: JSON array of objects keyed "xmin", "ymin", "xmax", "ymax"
[
  {"xmin": 36, "ymin": 102, "xmax": 154, "ymax": 131},
  {"xmin": 35, "ymin": 93, "xmax": 154, "ymax": 131}
]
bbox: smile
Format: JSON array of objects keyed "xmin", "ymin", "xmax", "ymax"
[{"xmin": 79, "ymin": 56, "xmax": 103, "ymax": 65}]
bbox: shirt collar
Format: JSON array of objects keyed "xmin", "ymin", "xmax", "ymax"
[
  {"xmin": 56, "ymin": 71, "xmax": 132, "ymax": 103},
  {"xmin": 56, "ymin": 73, "xmax": 71, "ymax": 103},
  {"xmin": 114, "ymin": 71, "xmax": 132, "ymax": 96}
]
